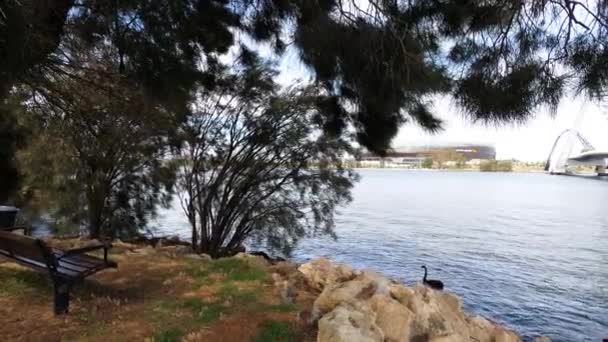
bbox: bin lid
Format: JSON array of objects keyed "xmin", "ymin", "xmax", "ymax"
[{"xmin": 0, "ymin": 206, "xmax": 19, "ymax": 212}]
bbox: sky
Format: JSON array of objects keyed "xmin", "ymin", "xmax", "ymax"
[
  {"xmin": 392, "ymin": 95, "xmax": 608, "ymax": 162},
  {"xmin": 271, "ymin": 44, "xmax": 608, "ymax": 162}
]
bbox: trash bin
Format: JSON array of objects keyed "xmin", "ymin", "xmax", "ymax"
[{"xmin": 0, "ymin": 206, "xmax": 19, "ymax": 228}]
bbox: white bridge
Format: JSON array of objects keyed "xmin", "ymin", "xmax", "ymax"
[{"xmin": 545, "ymin": 105, "xmax": 608, "ymax": 176}]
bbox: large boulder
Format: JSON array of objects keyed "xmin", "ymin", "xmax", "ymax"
[
  {"xmin": 532, "ymin": 336, "xmax": 552, "ymax": 342},
  {"xmin": 317, "ymin": 304, "xmax": 384, "ymax": 342},
  {"xmin": 389, "ymin": 283, "xmax": 416, "ymax": 305},
  {"xmin": 298, "ymin": 258, "xmax": 357, "ymax": 292},
  {"xmin": 368, "ymin": 294, "xmax": 414, "ymax": 342},
  {"xmin": 312, "ymin": 271, "xmax": 390, "ymax": 319}
]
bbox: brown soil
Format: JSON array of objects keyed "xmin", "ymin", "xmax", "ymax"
[{"xmin": 0, "ymin": 240, "xmax": 316, "ymax": 341}]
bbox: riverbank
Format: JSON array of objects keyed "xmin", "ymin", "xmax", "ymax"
[
  {"xmin": 0, "ymin": 237, "xmax": 550, "ymax": 341},
  {"xmin": 351, "ymin": 167, "xmax": 546, "ymax": 173}
]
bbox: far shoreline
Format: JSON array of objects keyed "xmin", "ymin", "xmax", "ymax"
[{"xmin": 351, "ymin": 167, "xmax": 546, "ymax": 173}]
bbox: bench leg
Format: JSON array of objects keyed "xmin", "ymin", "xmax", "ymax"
[{"xmin": 53, "ymin": 279, "xmax": 72, "ymax": 315}]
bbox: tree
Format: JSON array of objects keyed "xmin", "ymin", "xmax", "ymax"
[
  {"xmin": 0, "ymin": 100, "xmax": 27, "ymax": 203},
  {"xmin": 4, "ymin": 0, "xmax": 607, "ymax": 151},
  {"xmin": 422, "ymin": 158, "xmax": 433, "ymax": 169},
  {"xmin": 175, "ymin": 53, "xmax": 357, "ymax": 257},
  {"xmin": 3, "ymin": 0, "xmax": 608, "ymax": 198},
  {"xmin": 433, "ymin": 150, "xmax": 465, "ymax": 169},
  {"xmin": 18, "ymin": 62, "xmax": 177, "ymax": 239},
  {"xmin": 480, "ymin": 160, "xmax": 513, "ymax": 172},
  {"xmin": 0, "ymin": 0, "xmax": 239, "ymax": 199}
]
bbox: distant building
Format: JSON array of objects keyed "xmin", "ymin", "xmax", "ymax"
[
  {"xmin": 466, "ymin": 159, "xmax": 484, "ymax": 167},
  {"xmin": 358, "ymin": 144, "xmax": 496, "ymax": 168}
]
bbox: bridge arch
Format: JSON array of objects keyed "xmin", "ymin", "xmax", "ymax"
[{"xmin": 544, "ymin": 129, "xmax": 595, "ymax": 172}]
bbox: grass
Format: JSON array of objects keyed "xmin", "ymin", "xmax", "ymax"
[
  {"xmin": 251, "ymin": 320, "xmax": 296, "ymax": 342},
  {"xmin": 184, "ymin": 266, "xmax": 210, "ymax": 286},
  {"xmin": 0, "ymin": 268, "xmax": 48, "ymax": 296},
  {"xmin": 184, "ymin": 257, "xmax": 266, "ymax": 286},
  {"xmin": 217, "ymin": 283, "xmax": 258, "ymax": 305},
  {"xmin": 152, "ymin": 328, "xmax": 184, "ymax": 342},
  {"xmin": 180, "ymin": 298, "xmax": 227, "ymax": 324},
  {"xmin": 210, "ymin": 258, "xmax": 267, "ymax": 282},
  {"xmin": 0, "ymin": 246, "xmax": 304, "ymax": 342}
]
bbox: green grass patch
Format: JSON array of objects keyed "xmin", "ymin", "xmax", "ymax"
[
  {"xmin": 210, "ymin": 258, "xmax": 267, "ymax": 282},
  {"xmin": 251, "ymin": 320, "xmax": 296, "ymax": 342},
  {"xmin": 0, "ymin": 268, "xmax": 49, "ymax": 297},
  {"xmin": 184, "ymin": 266, "xmax": 210, "ymax": 286},
  {"xmin": 180, "ymin": 298, "xmax": 227, "ymax": 324},
  {"xmin": 217, "ymin": 283, "xmax": 258, "ymax": 305},
  {"xmin": 149, "ymin": 300, "xmax": 178, "ymax": 322},
  {"xmin": 152, "ymin": 328, "xmax": 184, "ymax": 342}
]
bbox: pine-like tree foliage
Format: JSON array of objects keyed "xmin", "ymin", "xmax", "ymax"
[
  {"xmin": 245, "ymin": 0, "xmax": 607, "ymax": 137},
  {"xmin": 1, "ymin": 0, "xmax": 608, "ymax": 197},
  {"xmin": 0, "ymin": 101, "xmax": 26, "ymax": 203},
  {"xmin": 17, "ymin": 58, "xmax": 177, "ymax": 238}
]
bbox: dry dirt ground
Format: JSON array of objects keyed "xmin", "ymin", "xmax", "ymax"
[{"xmin": 0, "ymin": 240, "xmax": 316, "ymax": 342}]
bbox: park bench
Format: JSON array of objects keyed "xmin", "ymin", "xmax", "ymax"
[
  {"xmin": 0, "ymin": 226, "xmax": 30, "ymax": 235},
  {"xmin": 0, "ymin": 230, "xmax": 117, "ymax": 314}
]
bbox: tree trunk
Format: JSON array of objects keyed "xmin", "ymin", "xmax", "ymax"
[
  {"xmin": 188, "ymin": 202, "xmax": 198, "ymax": 252},
  {"xmin": 88, "ymin": 203, "xmax": 103, "ymax": 239},
  {"xmin": 86, "ymin": 182, "xmax": 106, "ymax": 239}
]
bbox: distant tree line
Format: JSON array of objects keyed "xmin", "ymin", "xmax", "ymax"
[{"xmin": 479, "ymin": 160, "xmax": 514, "ymax": 172}]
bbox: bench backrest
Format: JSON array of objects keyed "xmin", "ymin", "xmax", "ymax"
[{"xmin": 0, "ymin": 230, "xmax": 56, "ymax": 268}]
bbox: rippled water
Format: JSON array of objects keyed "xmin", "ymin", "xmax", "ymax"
[{"xmin": 153, "ymin": 170, "xmax": 608, "ymax": 341}]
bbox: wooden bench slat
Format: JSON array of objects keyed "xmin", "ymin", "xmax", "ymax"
[
  {"xmin": 0, "ymin": 231, "xmax": 50, "ymax": 265},
  {"xmin": 53, "ymin": 251, "xmax": 101, "ymax": 268},
  {"xmin": 0, "ymin": 251, "xmax": 49, "ymax": 273},
  {"xmin": 57, "ymin": 260, "xmax": 90, "ymax": 274}
]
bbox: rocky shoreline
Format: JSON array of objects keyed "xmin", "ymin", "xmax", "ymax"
[
  {"xmin": 57, "ymin": 238, "xmax": 551, "ymax": 341},
  {"xmin": 270, "ymin": 256, "xmax": 550, "ymax": 342}
]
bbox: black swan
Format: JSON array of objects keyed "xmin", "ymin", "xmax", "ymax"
[{"xmin": 421, "ymin": 265, "xmax": 444, "ymax": 290}]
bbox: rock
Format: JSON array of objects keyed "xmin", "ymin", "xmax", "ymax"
[
  {"xmin": 465, "ymin": 316, "xmax": 496, "ymax": 342},
  {"xmin": 439, "ymin": 292, "xmax": 462, "ymax": 313},
  {"xmin": 306, "ymin": 258, "xmax": 529, "ymax": 342},
  {"xmin": 317, "ymin": 304, "xmax": 384, "ymax": 342},
  {"xmin": 389, "ymin": 283, "xmax": 415, "ymax": 305},
  {"xmin": 268, "ymin": 261, "xmax": 298, "ymax": 277},
  {"xmin": 313, "ymin": 278, "xmax": 377, "ymax": 319},
  {"xmin": 298, "ymin": 258, "xmax": 356, "ymax": 292},
  {"xmin": 465, "ymin": 316, "xmax": 520, "ymax": 342},
  {"xmin": 493, "ymin": 330, "xmax": 519, "ymax": 342},
  {"xmin": 429, "ymin": 335, "xmax": 465, "ymax": 342},
  {"xmin": 368, "ymin": 294, "xmax": 414, "ymax": 342},
  {"xmin": 355, "ymin": 270, "xmax": 392, "ymax": 295}
]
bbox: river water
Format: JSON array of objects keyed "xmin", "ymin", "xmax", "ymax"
[{"xmin": 152, "ymin": 170, "xmax": 608, "ymax": 341}]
